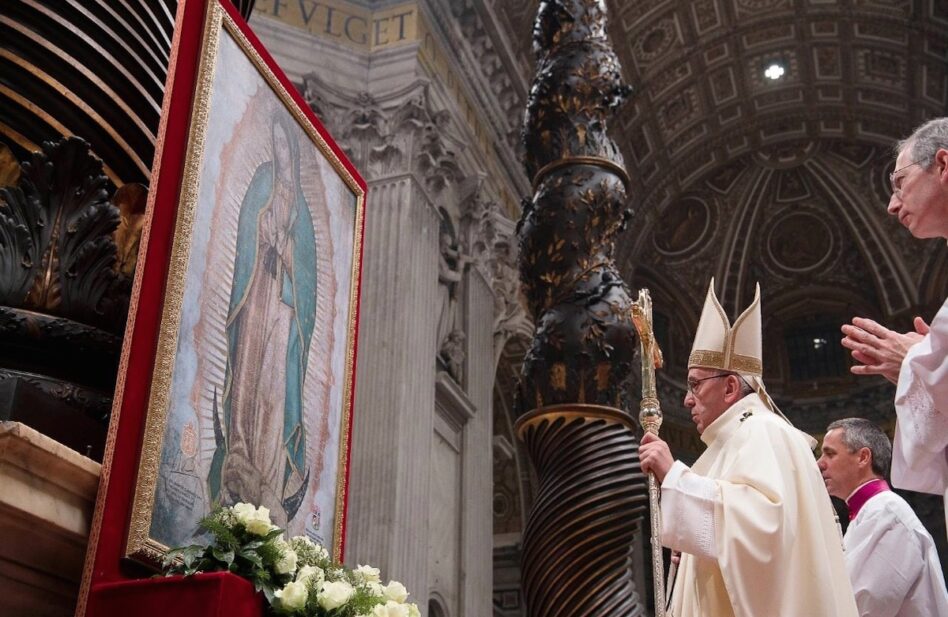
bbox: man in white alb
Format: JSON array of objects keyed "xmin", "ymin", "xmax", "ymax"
[
  {"xmin": 819, "ymin": 418, "xmax": 948, "ymax": 616},
  {"xmin": 841, "ymin": 118, "xmax": 948, "ymax": 536},
  {"xmin": 639, "ymin": 280, "xmax": 858, "ymax": 617}
]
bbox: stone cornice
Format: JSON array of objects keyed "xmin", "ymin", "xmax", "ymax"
[{"xmin": 436, "ymin": 370, "xmax": 477, "ymax": 430}]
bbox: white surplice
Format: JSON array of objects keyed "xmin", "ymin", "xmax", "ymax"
[
  {"xmin": 892, "ymin": 296, "xmax": 948, "ymax": 537},
  {"xmin": 844, "ymin": 490, "xmax": 948, "ymax": 617},
  {"xmin": 661, "ymin": 394, "xmax": 858, "ymax": 617}
]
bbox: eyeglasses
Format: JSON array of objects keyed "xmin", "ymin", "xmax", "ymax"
[
  {"xmin": 889, "ymin": 160, "xmax": 922, "ymax": 197},
  {"xmin": 686, "ymin": 374, "xmax": 730, "ymax": 394}
]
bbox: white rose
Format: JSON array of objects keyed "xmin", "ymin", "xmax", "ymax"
[
  {"xmin": 388, "ymin": 602, "xmax": 409, "ymax": 617},
  {"xmin": 353, "ymin": 564, "xmax": 381, "ymax": 584},
  {"xmin": 365, "ymin": 581, "xmax": 384, "ymax": 597},
  {"xmin": 244, "ymin": 505, "xmax": 274, "ymax": 536},
  {"xmin": 232, "ymin": 502, "xmax": 256, "ymax": 524},
  {"xmin": 275, "ymin": 546, "xmax": 298, "ymax": 575},
  {"xmin": 318, "ymin": 580, "xmax": 355, "ymax": 610},
  {"xmin": 296, "ymin": 565, "xmax": 325, "ymax": 587},
  {"xmin": 371, "ymin": 601, "xmax": 409, "ymax": 617},
  {"xmin": 383, "ymin": 580, "xmax": 408, "ymax": 603},
  {"xmin": 274, "ymin": 580, "xmax": 308, "ymax": 612},
  {"xmin": 407, "ymin": 603, "xmax": 420, "ymax": 617}
]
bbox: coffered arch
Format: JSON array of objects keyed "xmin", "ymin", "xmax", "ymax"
[
  {"xmin": 802, "ymin": 152, "xmax": 918, "ymax": 313},
  {"xmin": 613, "ymin": 1, "xmax": 948, "ymax": 207},
  {"xmin": 624, "ymin": 143, "xmax": 925, "ymax": 319}
]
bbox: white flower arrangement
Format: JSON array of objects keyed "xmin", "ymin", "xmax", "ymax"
[{"xmin": 162, "ymin": 503, "xmax": 420, "ymax": 617}]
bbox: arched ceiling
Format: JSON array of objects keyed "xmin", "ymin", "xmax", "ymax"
[
  {"xmin": 495, "ymin": 1, "xmax": 948, "ymax": 206},
  {"xmin": 626, "ymin": 141, "xmax": 930, "ymax": 320},
  {"xmin": 598, "ymin": 0, "xmax": 948, "ymax": 374},
  {"xmin": 610, "ymin": 0, "xmax": 948, "ymax": 208},
  {"xmin": 486, "ymin": 0, "xmax": 948, "ymax": 425},
  {"xmin": 491, "ymin": 1, "xmax": 948, "ymax": 310}
]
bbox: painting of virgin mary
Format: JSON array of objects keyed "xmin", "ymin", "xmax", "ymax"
[
  {"xmin": 138, "ymin": 16, "xmax": 361, "ymax": 559},
  {"xmin": 207, "ymin": 113, "xmax": 317, "ymax": 527}
]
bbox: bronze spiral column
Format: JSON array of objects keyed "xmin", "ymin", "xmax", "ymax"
[{"xmin": 515, "ymin": 1, "xmax": 648, "ymax": 615}]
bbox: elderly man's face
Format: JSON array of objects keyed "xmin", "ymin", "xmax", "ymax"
[
  {"xmin": 683, "ymin": 368, "xmax": 733, "ymax": 434},
  {"xmin": 887, "ymin": 144, "xmax": 948, "ymax": 239}
]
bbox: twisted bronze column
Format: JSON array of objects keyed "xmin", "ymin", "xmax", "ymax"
[{"xmin": 515, "ymin": 1, "xmax": 648, "ymax": 615}]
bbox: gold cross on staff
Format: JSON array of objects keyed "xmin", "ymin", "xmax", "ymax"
[
  {"xmin": 630, "ymin": 287, "xmax": 664, "ymax": 457},
  {"xmin": 630, "ymin": 289, "xmax": 664, "ymax": 369}
]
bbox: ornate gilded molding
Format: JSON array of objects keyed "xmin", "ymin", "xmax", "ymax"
[{"xmin": 434, "ymin": 0, "xmax": 527, "ymax": 151}]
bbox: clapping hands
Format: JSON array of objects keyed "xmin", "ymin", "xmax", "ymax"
[{"xmin": 841, "ymin": 316, "xmax": 930, "ymax": 384}]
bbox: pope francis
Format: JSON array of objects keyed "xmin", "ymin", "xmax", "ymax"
[{"xmin": 638, "ymin": 280, "xmax": 858, "ymax": 617}]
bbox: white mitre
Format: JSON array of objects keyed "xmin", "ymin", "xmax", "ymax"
[{"xmin": 689, "ymin": 279, "xmax": 817, "ymax": 448}]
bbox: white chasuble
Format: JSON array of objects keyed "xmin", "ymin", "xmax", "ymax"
[
  {"xmin": 661, "ymin": 394, "xmax": 858, "ymax": 617},
  {"xmin": 893, "ymin": 295, "xmax": 948, "ymax": 537}
]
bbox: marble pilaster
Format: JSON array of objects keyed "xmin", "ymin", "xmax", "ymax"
[
  {"xmin": 253, "ymin": 7, "xmax": 527, "ymax": 614},
  {"xmin": 458, "ymin": 269, "xmax": 495, "ymax": 617},
  {"xmin": 344, "ymin": 174, "xmax": 440, "ymax": 604}
]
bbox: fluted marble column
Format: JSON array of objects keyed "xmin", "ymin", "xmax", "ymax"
[
  {"xmin": 458, "ymin": 270, "xmax": 495, "ymax": 617},
  {"xmin": 280, "ymin": 28, "xmax": 510, "ymax": 616},
  {"xmin": 345, "ymin": 175, "xmax": 439, "ymax": 603}
]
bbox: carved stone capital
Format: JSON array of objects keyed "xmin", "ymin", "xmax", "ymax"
[
  {"xmin": 301, "ymin": 75, "xmax": 463, "ymax": 192},
  {"xmin": 457, "ymin": 175, "xmax": 533, "ymax": 357}
]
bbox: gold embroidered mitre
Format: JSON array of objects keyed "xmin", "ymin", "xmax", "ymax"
[
  {"xmin": 688, "ymin": 279, "xmax": 819, "ymax": 448},
  {"xmin": 688, "ymin": 278, "xmax": 762, "ymax": 376}
]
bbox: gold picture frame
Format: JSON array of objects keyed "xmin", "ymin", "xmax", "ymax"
[{"xmin": 122, "ymin": 1, "xmax": 365, "ymax": 567}]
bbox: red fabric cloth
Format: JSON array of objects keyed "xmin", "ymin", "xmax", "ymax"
[{"xmin": 88, "ymin": 572, "xmax": 264, "ymax": 617}]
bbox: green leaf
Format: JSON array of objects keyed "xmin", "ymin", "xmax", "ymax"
[
  {"xmin": 212, "ymin": 547, "xmax": 235, "ymax": 566},
  {"xmin": 239, "ymin": 548, "xmax": 264, "ymax": 569},
  {"xmin": 244, "ymin": 540, "xmax": 264, "ymax": 551},
  {"xmin": 181, "ymin": 547, "xmax": 201, "ymax": 569},
  {"xmin": 264, "ymin": 527, "xmax": 284, "ymax": 541}
]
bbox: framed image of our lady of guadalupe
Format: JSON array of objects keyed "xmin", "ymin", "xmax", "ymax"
[{"xmin": 77, "ymin": 1, "xmax": 365, "ymax": 612}]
